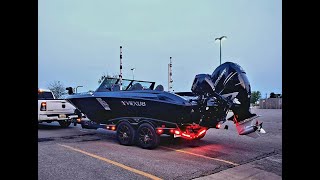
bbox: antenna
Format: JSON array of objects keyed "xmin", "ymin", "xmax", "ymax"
[
  {"xmin": 168, "ymin": 57, "xmax": 173, "ymax": 92},
  {"xmin": 119, "ymin": 46, "xmax": 123, "ymax": 90}
]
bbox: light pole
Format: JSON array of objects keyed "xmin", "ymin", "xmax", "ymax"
[
  {"xmin": 130, "ymin": 68, "xmax": 135, "ymax": 80},
  {"xmin": 75, "ymin": 85, "xmax": 83, "ymax": 93},
  {"xmin": 215, "ymin": 36, "xmax": 227, "ymax": 65}
]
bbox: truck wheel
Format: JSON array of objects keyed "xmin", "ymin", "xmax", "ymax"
[
  {"xmin": 58, "ymin": 120, "xmax": 71, "ymax": 128},
  {"xmin": 116, "ymin": 121, "xmax": 135, "ymax": 146},
  {"xmin": 136, "ymin": 123, "xmax": 160, "ymax": 149}
]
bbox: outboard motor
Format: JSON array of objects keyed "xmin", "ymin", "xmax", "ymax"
[
  {"xmin": 210, "ymin": 62, "xmax": 255, "ymax": 122},
  {"xmin": 191, "ymin": 62, "xmax": 265, "ymax": 137},
  {"xmin": 66, "ymin": 87, "xmax": 74, "ymax": 95}
]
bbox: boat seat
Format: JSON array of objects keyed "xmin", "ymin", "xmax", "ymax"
[
  {"xmin": 129, "ymin": 83, "xmax": 143, "ymax": 90},
  {"xmin": 155, "ymin": 84, "xmax": 164, "ymax": 91}
]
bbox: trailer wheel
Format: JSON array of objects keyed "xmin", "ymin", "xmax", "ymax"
[
  {"xmin": 136, "ymin": 123, "xmax": 160, "ymax": 149},
  {"xmin": 58, "ymin": 120, "xmax": 71, "ymax": 128},
  {"xmin": 116, "ymin": 121, "xmax": 135, "ymax": 146}
]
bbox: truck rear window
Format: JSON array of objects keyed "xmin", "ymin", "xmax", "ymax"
[{"xmin": 38, "ymin": 92, "xmax": 54, "ymax": 100}]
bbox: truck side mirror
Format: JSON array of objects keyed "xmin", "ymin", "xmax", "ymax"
[{"xmin": 66, "ymin": 87, "xmax": 74, "ymax": 95}]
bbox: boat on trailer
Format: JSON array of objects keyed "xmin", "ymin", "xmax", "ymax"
[{"xmin": 66, "ymin": 62, "xmax": 265, "ymax": 149}]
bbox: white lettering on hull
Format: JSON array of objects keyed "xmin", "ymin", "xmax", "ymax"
[{"xmin": 121, "ymin": 101, "xmax": 146, "ymax": 107}]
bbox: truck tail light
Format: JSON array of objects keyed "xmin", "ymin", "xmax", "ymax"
[{"xmin": 40, "ymin": 102, "xmax": 47, "ymax": 111}]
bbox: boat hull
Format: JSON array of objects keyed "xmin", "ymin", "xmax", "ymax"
[{"xmin": 66, "ymin": 91, "xmax": 198, "ymax": 125}]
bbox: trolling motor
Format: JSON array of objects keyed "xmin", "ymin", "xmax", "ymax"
[{"xmin": 191, "ymin": 62, "xmax": 265, "ymax": 136}]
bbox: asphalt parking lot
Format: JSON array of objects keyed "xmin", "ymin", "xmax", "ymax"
[{"xmin": 38, "ymin": 109, "xmax": 282, "ymax": 180}]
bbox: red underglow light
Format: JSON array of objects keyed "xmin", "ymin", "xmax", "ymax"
[
  {"xmin": 198, "ymin": 129, "xmax": 206, "ymax": 136},
  {"xmin": 156, "ymin": 129, "xmax": 163, "ymax": 134},
  {"xmin": 182, "ymin": 133, "xmax": 191, "ymax": 138}
]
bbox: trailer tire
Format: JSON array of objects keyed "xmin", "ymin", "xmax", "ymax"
[
  {"xmin": 136, "ymin": 123, "xmax": 160, "ymax": 149},
  {"xmin": 58, "ymin": 120, "xmax": 71, "ymax": 128},
  {"xmin": 116, "ymin": 121, "xmax": 136, "ymax": 146}
]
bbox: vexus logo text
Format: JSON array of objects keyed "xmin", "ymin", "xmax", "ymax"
[{"xmin": 121, "ymin": 101, "xmax": 146, "ymax": 106}]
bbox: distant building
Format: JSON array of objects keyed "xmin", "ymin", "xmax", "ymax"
[{"xmin": 259, "ymin": 98, "xmax": 282, "ymax": 109}]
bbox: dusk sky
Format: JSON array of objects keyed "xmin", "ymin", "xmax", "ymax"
[{"xmin": 38, "ymin": 0, "xmax": 281, "ymax": 97}]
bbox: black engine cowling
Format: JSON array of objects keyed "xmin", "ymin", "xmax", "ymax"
[{"xmin": 191, "ymin": 62, "xmax": 255, "ymax": 123}]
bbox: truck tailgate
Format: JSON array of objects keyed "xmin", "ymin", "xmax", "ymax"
[{"xmin": 46, "ymin": 100, "xmax": 75, "ymax": 114}]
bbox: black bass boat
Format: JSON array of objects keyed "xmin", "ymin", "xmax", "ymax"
[{"xmin": 66, "ymin": 62, "xmax": 265, "ymax": 149}]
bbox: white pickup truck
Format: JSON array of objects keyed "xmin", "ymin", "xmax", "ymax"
[{"xmin": 38, "ymin": 88, "xmax": 79, "ymax": 127}]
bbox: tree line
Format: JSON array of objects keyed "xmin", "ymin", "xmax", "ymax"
[{"xmin": 250, "ymin": 91, "xmax": 282, "ymax": 105}]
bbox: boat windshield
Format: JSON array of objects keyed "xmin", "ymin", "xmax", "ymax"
[{"xmin": 95, "ymin": 78, "xmax": 155, "ymax": 92}]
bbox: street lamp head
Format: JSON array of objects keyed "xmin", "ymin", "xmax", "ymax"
[
  {"xmin": 131, "ymin": 68, "xmax": 135, "ymax": 80},
  {"xmin": 215, "ymin": 36, "xmax": 227, "ymax": 41}
]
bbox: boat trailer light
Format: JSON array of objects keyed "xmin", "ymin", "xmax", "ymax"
[
  {"xmin": 216, "ymin": 124, "xmax": 221, "ymax": 129},
  {"xmin": 169, "ymin": 129, "xmax": 180, "ymax": 135},
  {"xmin": 106, "ymin": 125, "xmax": 116, "ymax": 131},
  {"xmin": 197, "ymin": 129, "xmax": 206, "ymax": 136},
  {"xmin": 181, "ymin": 133, "xmax": 191, "ymax": 138},
  {"xmin": 156, "ymin": 128, "xmax": 164, "ymax": 134},
  {"xmin": 170, "ymin": 126, "xmax": 208, "ymax": 139}
]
